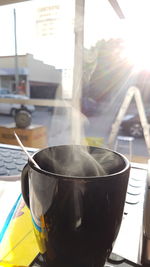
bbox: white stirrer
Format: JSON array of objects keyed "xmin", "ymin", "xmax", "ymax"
[{"xmin": 14, "ymin": 131, "xmax": 40, "ymax": 169}]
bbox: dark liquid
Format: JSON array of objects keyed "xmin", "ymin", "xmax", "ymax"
[
  {"xmin": 41, "ymin": 179, "xmax": 125, "ymax": 267},
  {"xmin": 34, "ymin": 146, "xmax": 125, "ymax": 178}
]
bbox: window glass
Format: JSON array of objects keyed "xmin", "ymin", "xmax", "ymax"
[{"xmin": 0, "ymin": 0, "xmax": 149, "ymax": 162}]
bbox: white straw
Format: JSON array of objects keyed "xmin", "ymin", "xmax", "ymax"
[{"xmin": 14, "ymin": 131, "xmax": 40, "ymax": 169}]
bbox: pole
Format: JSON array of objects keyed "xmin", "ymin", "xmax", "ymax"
[
  {"xmin": 71, "ymin": 0, "xmax": 85, "ymax": 144},
  {"xmin": 14, "ymin": 8, "xmax": 19, "ymax": 93}
]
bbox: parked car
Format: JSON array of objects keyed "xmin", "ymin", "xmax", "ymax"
[
  {"xmin": 0, "ymin": 94, "xmax": 35, "ymax": 116},
  {"xmin": 0, "ymin": 88, "xmax": 10, "ymax": 95},
  {"xmin": 121, "ymin": 111, "xmax": 150, "ymax": 138}
]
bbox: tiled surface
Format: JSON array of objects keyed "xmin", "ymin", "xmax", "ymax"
[{"xmin": 0, "ymin": 144, "xmax": 37, "ymax": 176}]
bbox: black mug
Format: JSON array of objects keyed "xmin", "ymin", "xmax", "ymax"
[{"xmin": 21, "ymin": 145, "xmax": 130, "ymax": 267}]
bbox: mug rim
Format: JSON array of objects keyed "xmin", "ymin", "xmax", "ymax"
[{"xmin": 28, "ymin": 145, "xmax": 130, "ymax": 180}]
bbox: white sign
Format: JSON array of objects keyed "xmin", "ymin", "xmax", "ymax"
[{"xmin": 36, "ymin": 4, "xmax": 60, "ymax": 37}]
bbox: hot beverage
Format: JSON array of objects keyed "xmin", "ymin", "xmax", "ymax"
[{"xmin": 21, "ymin": 145, "xmax": 130, "ymax": 267}]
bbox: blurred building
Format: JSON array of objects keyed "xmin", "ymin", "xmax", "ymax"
[{"xmin": 0, "ymin": 53, "xmax": 62, "ymax": 99}]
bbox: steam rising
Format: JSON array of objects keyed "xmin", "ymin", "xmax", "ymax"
[
  {"xmin": 45, "ymin": 37, "xmax": 124, "ymax": 178},
  {"xmin": 49, "ymin": 145, "xmax": 106, "ymax": 177},
  {"xmin": 37, "ymin": 145, "xmax": 124, "ymax": 177},
  {"xmin": 43, "ymin": 80, "xmax": 124, "ymax": 177}
]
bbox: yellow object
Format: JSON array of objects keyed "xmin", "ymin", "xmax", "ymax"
[
  {"xmin": 82, "ymin": 136, "xmax": 104, "ymax": 147},
  {"xmin": 0, "ymin": 195, "xmax": 39, "ymax": 267}
]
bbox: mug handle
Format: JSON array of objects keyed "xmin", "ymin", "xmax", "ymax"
[{"xmin": 21, "ymin": 163, "xmax": 30, "ymax": 208}]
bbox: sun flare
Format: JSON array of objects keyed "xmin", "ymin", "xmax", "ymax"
[
  {"xmin": 122, "ymin": 37, "xmax": 150, "ymax": 72},
  {"xmin": 119, "ymin": 7, "xmax": 150, "ymax": 73}
]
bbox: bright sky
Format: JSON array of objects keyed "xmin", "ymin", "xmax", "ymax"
[{"xmin": 0, "ymin": 0, "xmax": 150, "ymax": 70}]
